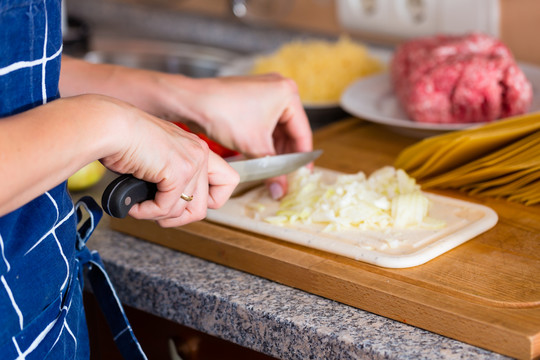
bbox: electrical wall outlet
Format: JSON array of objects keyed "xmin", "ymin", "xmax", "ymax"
[{"xmin": 337, "ymin": 0, "xmax": 500, "ymax": 39}]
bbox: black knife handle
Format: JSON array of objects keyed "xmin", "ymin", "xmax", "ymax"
[{"xmin": 101, "ymin": 174, "xmax": 157, "ymax": 218}]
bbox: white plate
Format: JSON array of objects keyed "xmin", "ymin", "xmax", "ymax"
[
  {"xmin": 206, "ymin": 167, "xmax": 498, "ymax": 269},
  {"xmin": 218, "ymin": 46, "xmax": 392, "ymax": 110},
  {"xmin": 340, "ymin": 63, "xmax": 540, "ymax": 138}
]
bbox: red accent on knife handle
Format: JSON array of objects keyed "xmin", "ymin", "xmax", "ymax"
[{"xmin": 173, "ymin": 122, "xmax": 239, "ymax": 158}]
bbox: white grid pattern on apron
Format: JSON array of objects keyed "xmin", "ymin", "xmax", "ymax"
[
  {"xmin": 0, "ymin": 1, "xmax": 63, "ymax": 104},
  {"xmin": 0, "ymin": 0, "xmax": 73, "ymax": 356}
]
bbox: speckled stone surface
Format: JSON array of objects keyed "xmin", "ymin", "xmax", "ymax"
[
  {"xmin": 68, "ymin": 2, "xmax": 513, "ymax": 358},
  {"xmin": 87, "ymin": 223, "xmax": 510, "ymax": 360}
]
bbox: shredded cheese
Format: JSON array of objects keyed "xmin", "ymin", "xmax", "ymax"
[{"xmin": 250, "ymin": 36, "xmax": 384, "ymax": 103}]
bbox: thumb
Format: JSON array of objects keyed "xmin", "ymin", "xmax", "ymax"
[{"xmin": 266, "ymin": 174, "xmax": 287, "ymax": 200}]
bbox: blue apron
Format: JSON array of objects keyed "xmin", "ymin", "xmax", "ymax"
[{"xmin": 0, "ymin": 0, "xmax": 147, "ymax": 358}]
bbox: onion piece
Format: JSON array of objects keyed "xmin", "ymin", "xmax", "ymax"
[{"xmin": 264, "ymin": 166, "xmax": 445, "ymax": 231}]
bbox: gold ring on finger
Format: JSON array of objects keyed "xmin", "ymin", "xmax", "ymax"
[{"xmin": 180, "ymin": 193, "xmax": 194, "ymax": 202}]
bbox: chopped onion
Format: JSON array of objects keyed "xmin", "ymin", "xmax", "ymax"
[{"xmin": 264, "ymin": 166, "xmax": 445, "ymax": 231}]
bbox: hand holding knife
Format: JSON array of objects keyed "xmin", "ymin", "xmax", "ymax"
[{"xmin": 101, "ymin": 150, "xmax": 322, "ymax": 218}]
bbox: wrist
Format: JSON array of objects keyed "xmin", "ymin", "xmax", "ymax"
[
  {"xmin": 0, "ymin": 94, "xmax": 133, "ymax": 214},
  {"xmin": 60, "ymin": 95, "xmax": 133, "ymax": 164},
  {"xmin": 149, "ymin": 73, "xmax": 215, "ymax": 130}
]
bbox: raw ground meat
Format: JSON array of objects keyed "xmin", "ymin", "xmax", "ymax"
[{"xmin": 390, "ymin": 33, "xmax": 533, "ymax": 124}]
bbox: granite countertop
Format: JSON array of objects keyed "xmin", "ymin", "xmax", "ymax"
[
  {"xmin": 68, "ymin": 1, "xmax": 511, "ymax": 358},
  {"xmin": 88, "ymin": 226, "xmax": 509, "ymax": 360}
]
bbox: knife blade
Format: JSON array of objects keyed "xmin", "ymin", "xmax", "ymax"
[{"xmin": 101, "ymin": 150, "xmax": 322, "ymax": 218}]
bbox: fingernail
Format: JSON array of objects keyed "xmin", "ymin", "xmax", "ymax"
[{"xmin": 269, "ymin": 182, "xmax": 284, "ymax": 200}]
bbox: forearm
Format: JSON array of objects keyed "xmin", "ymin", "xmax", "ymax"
[
  {"xmin": 3, "ymin": 57, "xmax": 241, "ymax": 224},
  {"xmin": 0, "ymin": 95, "xmax": 124, "ymax": 216},
  {"xmin": 59, "ymin": 56, "xmax": 312, "ymax": 164},
  {"xmin": 59, "ymin": 56, "xmax": 201, "ymax": 122}
]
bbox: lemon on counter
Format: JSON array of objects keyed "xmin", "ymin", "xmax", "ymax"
[{"xmin": 68, "ymin": 161, "xmax": 106, "ymax": 192}]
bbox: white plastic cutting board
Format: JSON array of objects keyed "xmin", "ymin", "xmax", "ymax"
[{"xmin": 206, "ymin": 168, "xmax": 498, "ymax": 268}]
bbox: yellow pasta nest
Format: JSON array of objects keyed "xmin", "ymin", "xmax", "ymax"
[{"xmin": 250, "ymin": 36, "xmax": 384, "ymax": 104}]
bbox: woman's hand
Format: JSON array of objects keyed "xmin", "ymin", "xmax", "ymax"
[
  {"xmin": 183, "ymin": 74, "xmax": 312, "ymax": 158},
  {"xmin": 0, "ymin": 94, "xmax": 239, "ymax": 225},
  {"xmin": 98, "ymin": 97, "xmax": 240, "ymax": 227},
  {"xmin": 60, "ymin": 59, "xmax": 312, "ymax": 160},
  {"xmin": 59, "ymin": 57, "xmax": 313, "ymax": 200},
  {"xmin": 156, "ymin": 73, "xmax": 314, "ymax": 199}
]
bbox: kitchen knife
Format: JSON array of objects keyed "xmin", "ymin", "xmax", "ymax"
[{"xmin": 101, "ymin": 150, "xmax": 322, "ymax": 218}]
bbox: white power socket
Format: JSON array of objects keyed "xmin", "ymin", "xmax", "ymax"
[{"xmin": 337, "ymin": 0, "xmax": 500, "ymax": 39}]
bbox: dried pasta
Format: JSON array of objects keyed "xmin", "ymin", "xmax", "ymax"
[{"xmin": 394, "ymin": 112, "xmax": 540, "ymax": 205}]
